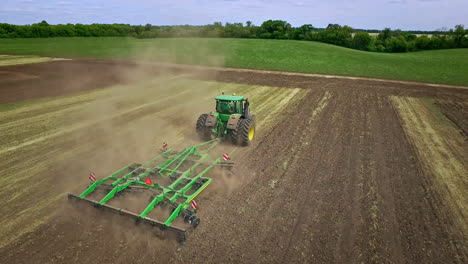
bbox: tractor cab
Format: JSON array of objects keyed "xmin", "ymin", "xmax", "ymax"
[{"xmin": 215, "ymin": 94, "xmax": 251, "ymax": 120}]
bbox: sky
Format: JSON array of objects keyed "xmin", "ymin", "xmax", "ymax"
[{"xmin": 1, "ymin": 0, "xmax": 467, "ymax": 31}]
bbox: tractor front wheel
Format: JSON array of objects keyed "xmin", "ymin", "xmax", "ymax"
[
  {"xmin": 196, "ymin": 114, "xmax": 212, "ymax": 141},
  {"xmin": 235, "ymin": 118, "xmax": 255, "ymax": 146}
]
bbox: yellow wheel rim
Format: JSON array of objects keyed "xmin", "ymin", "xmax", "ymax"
[{"xmin": 248, "ymin": 126, "xmax": 255, "ymax": 141}]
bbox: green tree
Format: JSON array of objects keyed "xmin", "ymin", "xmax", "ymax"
[
  {"xmin": 352, "ymin": 32, "xmax": 372, "ymax": 50},
  {"xmin": 452, "ymin": 24, "xmax": 466, "ymax": 47},
  {"xmin": 31, "ymin": 20, "xmax": 51, "ymax": 37},
  {"xmin": 51, "ymin": 24, "xmax": 75, "ymax": 37},
  {"xmin": 292, "ymin": 24, "xmax": 314, "ymax": 40},
  {"xmin": 224, "ymin": 23, "xmax": 246, "ymax": 38},
  {"xmin": 74, "ymin": 24, "xmax": 90, "ymax": 36},
  {"xmin": 316, "ymin": 24, "xmax": 353, "ymax": 47},
  {"xmin": 260, "ymin": 20, "xmax": 292, "ymax": 39},
  {"xmin": 377, "ymin": 28, "xmax": 392, "ymax": 41},
  {"xmin": 387, "ymin": 36, "xmax": 408, "ymax": 52},
  {"xmin": 144, "ymin": 23, "xmax": 152, "ymax": 31},
  {"xmin": 415, "ymin": 35, "xmax": 432, "ymax": 50}
]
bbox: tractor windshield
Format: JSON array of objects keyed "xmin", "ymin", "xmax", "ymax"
[{"xmin": 216, "ymin": 100, "xmax": 241, "ymax": 115}]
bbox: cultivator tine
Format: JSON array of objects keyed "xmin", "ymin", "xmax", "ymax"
[
  {"xmin": 218, "ymin": 161, "xmax": 234, "ymax": 170},
  {"xmin": 67, "ymin": 193, "xmax": 187, "ymax": 241},
  {"xmin": 68, "ymin": 139, "xmax": 223, "ymax": 243}
]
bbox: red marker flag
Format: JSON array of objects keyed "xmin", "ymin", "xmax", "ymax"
[
  {"xmin": 89, "ymin": 172, "xmax": 96, "ymax": 182},
  {"xmin": 222, "ymin": 153, "xmax": 229, "ymax": 161},
  {"xmin": 162, "ymin": 142, "xmax": 168, "ymax": 151},
  {"xmin": 190, "ymin": 200, "xmax": 200, "ymax": 210},
  {"xmin": 145, "ymin": 178, "xmax": 153, "ymax": 185}
]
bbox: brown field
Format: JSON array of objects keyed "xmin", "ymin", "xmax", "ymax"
[{"xmin": 0, "ymin": 59, "xmax": 467, "ymax": 263}]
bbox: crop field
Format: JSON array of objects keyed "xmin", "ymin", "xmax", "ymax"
[
  {"xmin": 0, "ymin": 58, "xmax": 467, "ymax": 263},
  {"xmin": 0, "ymin": 55, "xmax": 64, "ymax": 67},
  {"xmin": 1, "ymin": 38, "xmax": 468, "ymax": 86}
]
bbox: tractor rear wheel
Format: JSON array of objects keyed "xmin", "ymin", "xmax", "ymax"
[
  {"xmin": 196, "ymin": 114, "xmax": 212, "ymax": 141},
  {"xmin": 230, "ymin": 128, "xmax": 238, "ymax": 145},
  {"xmin": 235, "ymin": 118, "xmax": 255, "ymax": 146}
]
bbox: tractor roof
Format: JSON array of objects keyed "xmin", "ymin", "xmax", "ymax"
[{"xmin": 215, "ymin": 94, "xmax": 245, "ymax": 101}]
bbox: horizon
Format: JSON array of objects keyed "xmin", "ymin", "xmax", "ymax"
[
  {"xmin": 0, "ymin": 20, "xmax": 459, "ymax": 32},
  {"xmin": 1, "ymin": 0, "xmax": 467, "ymax": 31}
]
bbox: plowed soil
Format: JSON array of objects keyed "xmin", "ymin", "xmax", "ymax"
[{"xmin": 0, "ymin": 59, "xmax": 467, "ymax": 264}]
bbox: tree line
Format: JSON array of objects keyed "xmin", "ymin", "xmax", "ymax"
[{"xmin": 1, "ymin": 20, "xmax": 467, "ymax": 53}]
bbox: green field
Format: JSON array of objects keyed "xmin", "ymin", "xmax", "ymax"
[{"xmin": 1, "ymin": 37, "xmax": 467, "ymax": 86}]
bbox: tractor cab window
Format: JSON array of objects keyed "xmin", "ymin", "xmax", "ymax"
[{"xmin": 216, "ymin": 100, "xmax": 240, "ymax": 115}]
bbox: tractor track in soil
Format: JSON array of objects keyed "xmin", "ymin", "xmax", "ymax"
[
  {"xmin": 0, "ymin": 59, "xmax": 467, "ymax": 263},
  {"xmin": 278, "ymin": 89, "xmax": 338, "ymax": 262}
]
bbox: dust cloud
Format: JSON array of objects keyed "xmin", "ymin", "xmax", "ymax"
[
  {"xmin": 1, "ymin": 37, "xmax": 249, "ymax": 256},
  {"xmin": 45, "ymin": 40, "xmax": 235, "ymax": 251},
  {"xmin": 54, "ymin": 40, "xmax": 226, "ymax": 190}
]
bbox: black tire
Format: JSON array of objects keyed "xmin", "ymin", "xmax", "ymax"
[
  {"xmin": 196, "ymin": 114, "xmax": 211, "ymax": 141},
  {"xmin": 230, "ymin": 127, "xmax": 239, "ymax": 145},
  {"xmin": 192, "ymin": 217, "xmax": 201, "ymax": 228},
  {"xmin": 236, "ymin": 118, "xmax": 255, "ymax": 146}
]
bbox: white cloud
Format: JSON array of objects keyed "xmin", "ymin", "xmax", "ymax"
[
  {"xmin": 387, "ymin": 0, "xmax": 407, "ymax": 4},
  {"xmin": 56, "ymin": 1, "xmax": 74, "ymax": 5}
]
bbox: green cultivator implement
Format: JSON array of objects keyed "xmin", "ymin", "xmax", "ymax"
[
  {"xmin": 68, "ymin": 94, "xmax": 251, "ymax": 242},
  {"xmin": 68, "ymin": 139, "xmax": 231, "ymax": 242}
]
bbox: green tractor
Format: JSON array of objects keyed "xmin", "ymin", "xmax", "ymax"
[{"xmin": 196, "ymin": 94, "xmax": 255, "ymax": 146}]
